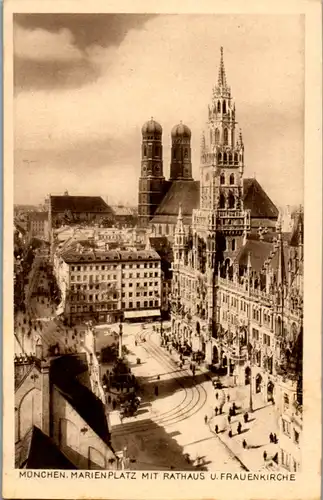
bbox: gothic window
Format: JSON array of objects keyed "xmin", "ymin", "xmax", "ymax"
[
  {"xmin": 220, "ymin": 173, "xmax": 225, "ymax": 185},
  {"xmin": 155, "ymin": 145, "xmax": 160, "ymax": 157},
  {"xmin": 158, "ymin": 225, "xmax": 162, "ymax": 235},
  {"xmin": 218, "ymin": 152, "xmax": 222, "ymax": 164},
  {"xmin": 165, "ymin": 224, "xmax": 169, "ymax": 235},
  {"xmin": 210, "ymin": 130, "xmax": 213, "ymax": 145},
  {"xmin": 205, "ymin": 173, "xmax": 209, "ymax": 182},
  {"xmin": 143, "ymin": 145, "xmax": 147, "ymax": 157},
  {"xmin": 228, "ymin": 192, "xmax": 235, "ymax": 209},
  {"xmin": 223, "ymin": 152, "xmax": 227, "ymax": 163},
  {"xmin": 219, "ymin": 193, "xmax": 225, "ymax": 209},
  {"xmin": 234, "ymin": 153, "xmax": 239, "ymax": 164},
  {"xmin": 184, "ymin": 148, "xmax": 188, "ymax": 159},
  {"xmin": 230, "ymin": 173, "xmax": 235, "ymax": 185},
  {"xmin": 229, "ymin": 153, "xmax": 233, "ymax": 164},
  {"xmin": 215, "ymin": 128, "xmax": 220, "ymax": 143},
  {"xmin": 173, "ymin": 149, "xmax": 176, "ymax": 160},
  {"xmin": 222, "ymin": 101, "xmax": 226, "ymax": 114},
  {"xmin": 217, "ymin": 101, "xmax": 221, "ymax": 113},
  {"xmin": 232, "ymin": 239, "xmax": 236, "ymax": 251},
  {"xmin": 224, "ymin": 129, "xmax": 228, "ymax": 145}
]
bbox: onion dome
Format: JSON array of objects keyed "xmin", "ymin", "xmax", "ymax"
[
  {"xmin": 141, "ymin": 117, "xmax": 163, "ymax": 135},
  {"xmin": 171, "ymin": 122, "xmax": 191, "ymax": 139}
]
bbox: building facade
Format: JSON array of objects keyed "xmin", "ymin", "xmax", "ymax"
[
  {"xmin": 27, "ymin": 211, "xmax": 49, "ymax": 241},
  {"xmin": 169, "ymin": 48, "xmax": 303, "ymax": 468},
  {"xmin": 54, "ymin": 247, "xmax": 162, "ymax": 324},
  {"xmin": 14, "ymin": 350, "xmax": 119, "ymax": 470}
]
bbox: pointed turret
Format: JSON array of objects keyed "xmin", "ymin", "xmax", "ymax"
[
  {"xmin": 218, "ymin": 47, "xmax": 227, "ymax": 88},
  {"xmin": 237, "ymin": 129, "xmax": 244, "ymax": 150},
  {"xmin": 176, "ymin": 203, "xmax": 184, "ymax": 231}
]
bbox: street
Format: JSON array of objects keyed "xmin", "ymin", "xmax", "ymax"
[{"xmin": 96, "ymin": 323, "xmax": 246, "ymax": 471}]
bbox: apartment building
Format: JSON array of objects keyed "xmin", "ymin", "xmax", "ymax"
[{"xmin": 55, "ymin": 246, "xmax": 161, "ymax": 324}]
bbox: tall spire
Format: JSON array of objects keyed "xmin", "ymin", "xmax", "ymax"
[{"xmin": 218, "ymin": 46, "xmax": 227, "ymax": 87}]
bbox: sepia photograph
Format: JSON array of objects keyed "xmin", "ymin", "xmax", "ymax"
[{"xmin": 3, "ymin": 2, "xmax": 322, "ymax": 499}]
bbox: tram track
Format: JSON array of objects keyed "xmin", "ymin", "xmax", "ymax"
[{"xmin": 112, "ymin": 330, "xmax": 208, "ymax": 437}]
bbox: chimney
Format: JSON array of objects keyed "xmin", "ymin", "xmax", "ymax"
[{"xmin": 40, "ymin": 359, "xmax": 51, "ymax": 436}]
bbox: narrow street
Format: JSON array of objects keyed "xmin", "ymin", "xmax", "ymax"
[{"xmin": 101, "ymin": 324, "xmax": 246, "ymax": 471}]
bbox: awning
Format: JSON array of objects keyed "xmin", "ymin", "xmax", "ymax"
[{"xmin": 124, "ymin": 309, "xmax": 160, "ymax": 319}]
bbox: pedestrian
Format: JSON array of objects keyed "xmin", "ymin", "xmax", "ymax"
[
  {"xmin": 237, "ymin": 422, "xmax": 242, "ymax": 435},
  {"xmin": 263, "ymin": 450, "xmax": 267, "ymax": 461},
  {"xmin": 228, "ymin": 415, "xmax": 231, "ymax": 425},
  {"xmin": 135, "ymin": 340, "xmax": 137, "ymax": 346},
  {"xmin": 242, "ymin": 439, "xmax": 247, "ymax": 449},
  {"xmin": 274, "ymin": 433, "xmax": 278, "ymax": 444},
  {"xmin": 228, "ymin": 429, "xmax": 232, "ymax": 438},
  {"xmin": 269, "ymin": 432, "xmax": 274, "ymax": 443},
  {"xmin": 215, "ymin": 407, "xmax": 218, "ymax": 416},
  {"xmin": 227, "ymin": 394, "xmax": 230, "ymax": 402},
  {"xmin": 204, "ymin": 415, "xmax": 208, "ymax": 424},
  {"xmin": 244, "ymin": 412, "xmax": 249, "ymax": 423},
  {"xmin": 215, "ymin": 425, "xmax": 219, "ymax": 434},
  {"xmin": 219, "ymin": 406, "xmax": 223, "ymax": 415}
]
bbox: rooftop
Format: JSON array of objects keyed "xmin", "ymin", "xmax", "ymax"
[
  {"xmin": 150, "ymin": 178, "xmax": 279, "ymax": 224},
  {"xmin": 61, "ymin": 248, "xmax": 160, "ymax": 264},
  {"xmin": 50, "ymin": 354, "xmax": 111, "ymax": 445},
  {"xmin": 243, "ymin": 178, "xmax": 279, "ymax": 219},
  {"xmin": 50, "ymin": 195, "xmax": 114, "ymax": 214},
  {"xmin": 16, "ymin": 426, "xmax": 76, "ymax": 469}
]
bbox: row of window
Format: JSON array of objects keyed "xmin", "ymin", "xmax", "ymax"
[
  {"xmin": 252, "ymin": 328, "xmax": 271, "ymax": 347},
  {"xmin": 221, "ymin": 293, "xmax": 274, "ymax": 327},
  {"xmin": 70, "ymin": 274, "xmax": 117, "ymax": 282},
  {"xmin": 70, "ymin": 294, "xmax": 118, "ymax": 302},
  {"xmin": 122, "ymin": 291, "xmax": 157, "ymax": 298},
  {"xmin": 122, "ymin": 300, "xmax": 159, "ymax": 309},
  {"xmin": 221, "ymin": 293, "xmax": 249, "ymax": 313},
  {"xmin": 220, "ymin": 173, "xmax": 236, "ymax": 185},
  {"xmin": 122, "ymin": 271, "xmax": 159, "ymax": 279},
  {"xmin": 71, "ymin": 284, "xmax": 115, "ymax": 291},
  {"xmin": 70, "ymin": 262, "xmax": 159, "ymax": 272},
  {"xmin": 71, "ymin": 264, "xmax": 117, "ymax": 272},
  {"xmin": 122, "ymin": 281, "xmax": 159, "ymax": 288}
]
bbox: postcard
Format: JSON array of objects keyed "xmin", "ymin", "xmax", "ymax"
[{"xmin": 2, "ymin": 0, "xmax": 322, "ymax": 499}]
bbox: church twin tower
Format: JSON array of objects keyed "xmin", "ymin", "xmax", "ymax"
[{"xmin": 138, "ymin": 118, "xmax": 193, "ymax": 227}]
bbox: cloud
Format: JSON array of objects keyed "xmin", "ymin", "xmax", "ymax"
[
  {"xmin": 14, "ymin": 14, "xmax": 304, "ymax": 207},
  {"xmin": 14, "ymin": 25, "xmax": 83, "ymax": 62}
]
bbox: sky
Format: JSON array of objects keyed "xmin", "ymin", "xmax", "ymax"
[{"xmin": 14, "ymin": 14, "xmax": 304, "ymax": 208}]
